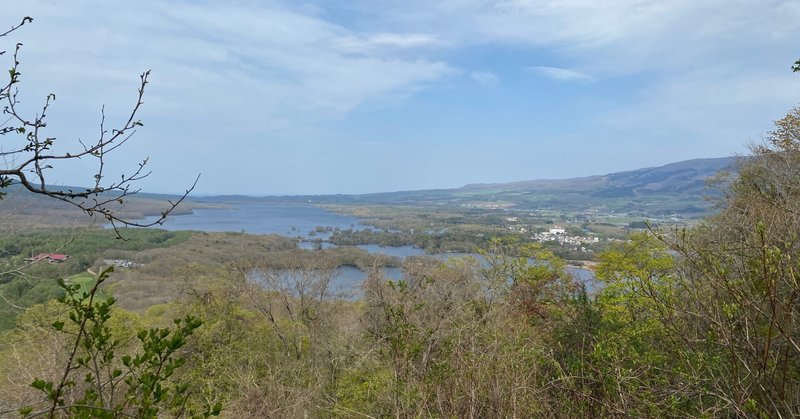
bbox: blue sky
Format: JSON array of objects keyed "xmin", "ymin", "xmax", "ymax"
[{"xmin": 3, "ymin": 0, "xmax": 799, "ymax": 195}]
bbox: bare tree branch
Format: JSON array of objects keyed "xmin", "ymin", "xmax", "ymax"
[{"xmin": 1, "ymin": 17, "xmax": 198, "ymax": 236}]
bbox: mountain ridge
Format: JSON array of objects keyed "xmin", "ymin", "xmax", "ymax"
[
  {"xmin": 190, "ymin": 156, "xmax": 738, "ymax": 217},
  {"xmin": 461, "ymin": 157, "xmax": 735, "ymax": 191},
  {"xmin": 1, "ymin": 156, "xmax": 741, "ymax": 218}
]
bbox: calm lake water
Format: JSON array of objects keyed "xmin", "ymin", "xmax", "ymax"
[
  {"xmin": 249, "ymin": 265, "xmax": 404, "ymax": 300},
  {"xmin": 298, "ymin": 246, "xmax": 598, "ymax": 295},
  {"xmin": 255, "ymin": 260, "xmax": 596, "ymax": 299},
  {"xmin": 137, "ymin": 203, "xmax": 364, "ymax": 238}
]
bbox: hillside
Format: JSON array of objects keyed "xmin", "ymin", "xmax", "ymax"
[
  {"xmin": 0, "ymin": 183, "xmax": 214, "ymax": 227},
  {"xmin": 464, "ymin": 157, "xmax": 733, "ymax": 193},
  {"xmin": 229, "ymin": 156, "xmax": 739, "ymax": 216},
  {"xmin": 448, "ymin": 157, "xmax": 737, "ymax": 214},
  {"xmin": 2, "ymin": 156, "xmax": 739, "ymax": 220}
]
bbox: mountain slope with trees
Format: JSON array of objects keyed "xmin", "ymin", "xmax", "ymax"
[{"xmin": 220, "ymin": 156, "xmax": 737, "ymax": 216}]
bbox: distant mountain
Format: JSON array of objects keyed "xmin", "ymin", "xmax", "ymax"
[
  {"xmin": 463, "ymin": 157, "xmax": 735, "ymax": 197},
  {"xmin": 443, "ymin": 157, "xmax": 738, "ymax": 215},
  {"xmin": 229, "ymin": 156, "xmax": 739, "ymax": 217},
  {"xmin": 0, "ymin": 182, "xmax": 208, "ymax": 227},
  {"xmin": 1, "ymin": 157, "xmax": 740, "ymax": 219}
]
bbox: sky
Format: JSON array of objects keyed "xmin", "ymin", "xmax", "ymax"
[{"xmin": 2, "ymin": 0, "xmax": 799, "ymax": 195}]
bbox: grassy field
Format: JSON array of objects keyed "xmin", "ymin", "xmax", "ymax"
[{"xmin": 64, "ymin": 272, "xmax": 100, "ymax": 295}]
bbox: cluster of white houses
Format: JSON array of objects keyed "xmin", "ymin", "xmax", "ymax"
[
  {"xmin": 531, "ymin": 226, "xmax": 601, "ymax": 250},
  {"xmin": 103, "ymin": 259, "xmax": 141, "ymax": 268},
  {"xmin": 23, "ymin": 253, "xmax": 139, "ymax": 269}
]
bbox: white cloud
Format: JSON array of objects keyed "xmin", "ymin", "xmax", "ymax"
[
  {"xmin": 2, "ymin": 1, "xmax": 457, "ymax": 130},
  {"xmin": 527, "ymin": 66, "xmax": 593, "ymax": 82},
  {"xmin": 348, "ymin": 0, "xmax": 800, "ymax": 75},
  {"xmin": 332, "ymin": 33, "xmax": 446, "ymax": 54},
  {"xmin": 474, "ymin": 0, "xmax": 793, "ymax": 75},
  {"xmin": 0, "ymin": 0, "xmax": 462, "ymax": 192},
  {"xmin": 470, "ymin": 71, "xmax": 500, "ymax": 85}
]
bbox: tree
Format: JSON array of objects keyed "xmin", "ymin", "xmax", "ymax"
[
  {"xmin": 20, "ymin": 267, "xmax": 219, "ymax": 418},
  {"xmin": 793, "ymin": 58, "xmax": 799, "ymax": 73},
  {"xmin": 590, "ymin": 107, "xmax": 800, "ymax": 416},
  {"xmin": 0, "ymin": 17, "xmax": 213, "ymax": 418},
  {"xmin": 1, "ymin": 17, "xmax": 197, "ymax": 234}
]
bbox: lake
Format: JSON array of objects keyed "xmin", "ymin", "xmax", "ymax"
[
  {"xmin": 135, "ymin": 203, "xmax": 364, "ymax": 239},
  {"xmin": 254, "ymin": 259, "xmax": 597, "ymax": 300},
  {"xmin": 141, "ymin": 203, "xmax": 597, "ymax": 292}
]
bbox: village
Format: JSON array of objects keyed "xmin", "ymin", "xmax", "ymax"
[
  {"xmin": 500, "ymin": 217, "xmax": 606, "ymax": 253},
  {"xmin": 530, "ymin": 226, "xmax": 601, "ymax": 250}
]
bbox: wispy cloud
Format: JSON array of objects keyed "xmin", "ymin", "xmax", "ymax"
[
  {"xmin": 352, "ymin": 1, "xmax": 800, "ymax": 75},
  {"xmin": 3, "ymin": 1, "xmax": 458, "ymax": 129},
  {"xmin": 470, "ymin": 71, "xmax": 500, "ymax": 85},
  {"xmin": 527, "ymin": 66, "xmax": 593, "ymax": 82},
  {"xmin": 332, "ymin": 33, "xmax": 446, "ymax": 54}
]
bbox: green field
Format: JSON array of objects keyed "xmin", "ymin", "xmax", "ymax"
[{"xmin": 64, "ymin": 272, "xmax": 100, "ymax": 295}]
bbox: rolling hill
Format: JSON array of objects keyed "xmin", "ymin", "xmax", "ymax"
[
  {"xmin": 1, "ymin": 156, "xmax": 741, "ymax": 220},
  {"xmin": 233, "ymin": 156, "xmax": 739, "ymax": 216}
]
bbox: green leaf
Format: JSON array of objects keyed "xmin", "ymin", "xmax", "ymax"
[{"xmin": 30, "ymin": 379, "xmax": 48, "ymax": 391}]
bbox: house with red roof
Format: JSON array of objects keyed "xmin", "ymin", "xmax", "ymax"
[{"xmin": 25, "ymin": 253, "xmax": 70, "ymax": 263}]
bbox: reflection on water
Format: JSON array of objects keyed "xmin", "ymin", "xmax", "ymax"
[
  {"xmin": 334, "ymin": 265, "xmax": 404, "ymax": 296},
  {"xmin": 130, "ymin": 203, "xmax": 598, "ymax": 296},
  {"xmin": 355, "ymin": 244, "xmax": 425, "ymax": 258},
  {"xmin": 251, "ymin": 251, "xmax": 598, "ymax": 300},
  {"xmin": 297, "ymin": 241, "xmax": 338, "ymax": 250},
  {"xmin": 249, "ymin": 265, "xmax": 404, "ymax": 300}
]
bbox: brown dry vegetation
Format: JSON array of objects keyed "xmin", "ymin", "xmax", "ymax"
[
  {"xmin": 100, "ymin": 232, "xmax": 398, "ymax": 311},
  {"xmin": 0, "ymin": 187, "xmax": 214, "ymax": 229}
]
